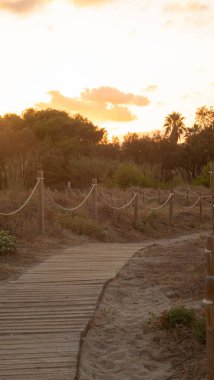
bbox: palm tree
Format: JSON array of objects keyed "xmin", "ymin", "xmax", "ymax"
[{"xmin": 163, "ymin": 112, "xmax": 185, "ymax": 144}]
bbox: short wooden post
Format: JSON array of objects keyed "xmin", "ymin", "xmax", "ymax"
[
  {"xmin": 210, "ymin": 163, "xmax": 214, "ymax": 234},
  {"xmin": 37, "ymin": 170, "xmax": 44, "ymax": 234},
  {"xmin": 134, "ymin": 193, "xmax": 139, "ymax": 225},
  {"xmin": 199, "ymin": 194, "xmax": 203, "ymax": 222},
  {"xmin": 187, "ymin": 187, "xmax": 189, "ymax": 206},
  {"xmin": 169, "ymin": 189, "xmax": 174, "ymax": 221},
  {"xmin": 92, "ymin": 178, "xmax": 97, "ymax": 222},
  {"xmin": 205, "ymin": 236, "xmax": 214, "ymax": 380},
  {"xmin": 158, "ymin": 188, "xmax": 161, "ymax": 205},
  {"xmin": 142, "ymin": 191, "xmax": 145, "ymax": 204},
  {"xmin": 173, "ymin": 189, "xmax": 176, "ymax": 205}
]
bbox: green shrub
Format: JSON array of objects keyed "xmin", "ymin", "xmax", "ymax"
[
  {"xmin": 0, "ymin": 230, "xmax": 16, "ymax": 255},
  {"xmin": 195, "ymin": 318, "xmax": 206, "ymax": 344},
  {"xmin": 136, "ymin": 212, "xmax": 168, "ymax": 233},
  {"xmin": 113, "ymin": 162, "xmax": 143, "ymax": 188},
  {"xmin": 160, "ymin": 305, "xmax": 195, "ymax": 329},
  {"xmin": 58, "ymin": 214, "xmax": 106, "ymax": 240},
  {"xmin": 68, "ymin": 157, "xmax": 116, "ymax": 188},
  {"xmin": 194, "ymin": 164, "xmax": 210, "ymax": 187}
]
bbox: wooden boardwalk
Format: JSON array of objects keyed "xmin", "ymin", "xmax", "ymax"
[{"xmin": 0, "ymin": 242, "xmax": 143, "ymax": 380}]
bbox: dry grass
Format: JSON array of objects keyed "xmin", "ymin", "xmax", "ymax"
[
  {"xmin": 76, "ymin": 237, "xmax": 207, "ymax": 380},
  {"xmin": 0, "ymin": 185, "xmax": 212, "ymax": 281}
]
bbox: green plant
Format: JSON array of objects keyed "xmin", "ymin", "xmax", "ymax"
[
  {"xmin": 113, "ymin": 162, "xmax": 143, "ymax": 188},
  {"xmin": 0, "ymin": 230, "xmax": 16, "ymax": 255},
  {"xmin": 194, "ymin": 164, "xmax": 210, "ymax": 187},
  {"xmin": 58, "ymin": 214, "xmax": 106, "ymax": 240},
  {"xmin": 195, "ymin": 318, "xmax": 206, "ymax": 344},
  {"xmin": 147, "ymin": 305, "xmax": 196, "ymax": 330}
]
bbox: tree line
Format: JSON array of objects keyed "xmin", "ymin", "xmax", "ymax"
[{"xmin": 0, "ymin": 106, "xmax": 213, "ymax": 189}]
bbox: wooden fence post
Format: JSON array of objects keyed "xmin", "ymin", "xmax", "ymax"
[
  {"xmin": 205, "ymin": 235, "xmax": 214, "ymax": 380},
  {"xmin": 134, "ymin": 193, "xmax": 139, "ymax": 225},
  {"xmin": 92, "ymin": 178, "xmax": 97, "ymax": 222},
  {"xmin": 169, "ymin": 189, "xmax": 174, "ymax": 222},
  {"xmin": 37, "ymin": 170, "xmax": 44, "ymax": 234},
  {"xmin": 187, "ymin": 187, "xmax": 189, "ymax": 206},
  {"xmin": 210, "ymin": 163, "xmax": 214, "ymax": 234},
  {"xmin": 67, "ymin": 181, "xmax": 71, "ymax": 195},
  {"xmin": 173, "ymin": 189, "xmax": 176, "ymax": 205},
  {"xmin": 158, "ymin": 188, "xmax": 161, "ymax": 205},
  {"xmin": 199, "ymin": 194, "xmax": 203, "ymax": 222}
]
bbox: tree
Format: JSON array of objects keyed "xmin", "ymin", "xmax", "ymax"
[
  {"xmin": 195, "ymin": 106, "xmax": 214, "ymax": 129},
  {"xmin": 163, "ymin": 112, "xmax": 185, "ymax": 144}
]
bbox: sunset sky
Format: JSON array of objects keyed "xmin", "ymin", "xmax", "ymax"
[{"xmin": 0, "ymin": 0, "xmax": 214, "ymax": 138}]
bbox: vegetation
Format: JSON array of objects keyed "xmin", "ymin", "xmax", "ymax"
[
  {"xmin": 155, "ymin": 305, "xmax": 195, "ymax": 329},
  {"xmin": 146, "ymin": 305, "xmax": 206, "ymax": 345},
  {"xmin": 0, "ymin": 105, "xmax": 213, "ymax": 190},
  {"xmin": 0, "ymin": 230, "xmax": 16, "ymax": 255},
  {"xmin": 58, "ymin": 214, "xmax": 106, "ymax": 240}
]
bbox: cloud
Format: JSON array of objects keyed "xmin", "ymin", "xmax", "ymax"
[
  {"xmin": 36, "ymin": 87, "xmax": 150, "ymax": 123},
  {"xmin": 164, "ymin": 1, "xmax": 209, "ymax": 13},
  {"xmin": 0, "ymin": 0, "xmax": 115, "ymax": 13},
  {"xmin": 142, "ymin": 84, "xmax": 158, "ymax": 92},
  {"xmin": 81, "ymin": 87, "xmax": 150, "ymax": 106},
  {"xmin": 72, "ymin": 0, "xmax": 112, "ymax": 6},
  {"xmin": 0, "ymin": 0, "xmax": 51, "ymax": 14}
]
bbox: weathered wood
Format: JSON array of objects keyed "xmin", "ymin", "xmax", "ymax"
[
  {"xmin": 169, "ymin": 189, "xmax": 174, "ymax": 221},
  {"xmin": 158, "ymin": 188, "xmax": 161, "ymax": 205},
  {"xmin": 186, "ymin": 187, "xmax": 189, "ymax": 205},
  {"xmin": 0, "ymin": 242, "xmax": 142, "ymax": 379},
  {"xmin": 199, "ymin": 194, "xmax": 203, "ymax": 221},
  {"xmin": 205, "ymin": 235, "xmax": 214, "ymax": 380},
  {"xmin": 37, "ymin": 170, "xmax": 44, "ymax": 234},
  {"xmin": 134, "ymin": 193, "xmax": 139, "ymax": 225},
  {"xmin": 92, "ymin": 178, "xmax": 97, "ymax": 222},
  {"xmin": 210, "ymin": 163, "xmax": 214, "ymax": 234}
]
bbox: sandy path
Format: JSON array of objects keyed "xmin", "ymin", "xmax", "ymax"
[{"xmin": 76, "ymin": 232, "xmax": 207, "ymax": 380}]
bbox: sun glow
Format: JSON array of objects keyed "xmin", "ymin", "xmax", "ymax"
[{"xmin": 0, "ymin": 0, "xmax": 214, "ymax": 137}]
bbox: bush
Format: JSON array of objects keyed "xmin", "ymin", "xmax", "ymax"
[
  {"xmin": 68, "ymin": 157, "xmax": 116, "ymax": 188},
  {"xmin": 195, "ymin": 318, "xmax": 206, "ymax": 344},
  {"xmin": 113, "ymin": 162, "xmax": 143, "ymax": 188},
  {"xmin": 194, "ymin": 164, "xmax": 210, "ymax": 187},
  {"xmin": 159, "ymin": 305, "xmax": 195, "ymax": 329},
  {"xmin": 58, "ymin": 214, "xmax": 106, "ymax": 240},
  {"xmin": 0, "ymin": 230, "xmax": 16, "ymax": 255},
  {"xmin": 147, "ymin": 305, "xmax": 196, "ymax": 330}
]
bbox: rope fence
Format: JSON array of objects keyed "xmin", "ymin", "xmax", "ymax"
[
  {"xmin": 0, "ymin": 170, "xmax": 213, "ymax": 233},
  {"xmin": 1, "ymin": 168, "xmax": 214, "ymax": 378},
  {"xmin": 45, "ymin": 185, "xmax": 95, "ymax": 212},
  {"xmin": 0, "ymin": 180, "xmax": 40, "ymax": 216}
]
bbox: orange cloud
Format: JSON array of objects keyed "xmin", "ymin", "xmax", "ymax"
[
  {"xmin": 81, "ymin": 87, "xmax": 150, "ymax": 106},
  {"xmin": 0, "ymin": 0, "xmax": 114, "ymax": 13},
  {"xmin": 36, "ymin": 87, "xmax": 150, "ymax": 123},
  {"xmin": 72, "ymin": 0, "xmax": 112, "ymax": 6},
  {"xmin": 0, "ymin": 0, "xmax": 51, "ymax": 13},
  {"xmin": 143, "ymin": 84, "xmax": 158, "ymax": 92},
  {"xmin": 164, "ymin": 1, "xmax": 209, "ymax": 13}
]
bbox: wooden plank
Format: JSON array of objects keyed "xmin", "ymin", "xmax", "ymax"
[{"xmin": 0, "ymin": 242, "xmax": 142, "ymax": 379}]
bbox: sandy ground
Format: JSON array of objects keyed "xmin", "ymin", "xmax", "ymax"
[{"xmin": 76, "ymin": 234, "xmax": 207, "ymax": 380}]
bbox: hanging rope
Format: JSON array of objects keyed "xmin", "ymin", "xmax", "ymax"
[
  {"xmin": 174, "ymin": 197, "xmax": 201, "ymax": 209},
  {"xmin": 138, "ymin": 194, "xmax": 157, "ymax": 200},
  {"xmin": 45, "ymin": 185, "xmax": 95, "ymax": 211},
  {"xmin": 141, "ymin": 193, "xmax": 172, "ymax": 210},
  {"xmin": 0, "ymin": 180, "xmax": 40, "ymax": 216},
  {"xmin": 174, "ymin": 189, "xmax": 187, "ymax": 196},
  {"xmin": 99, "ymin": 193, "xmax": 137, "ymax": 209}
]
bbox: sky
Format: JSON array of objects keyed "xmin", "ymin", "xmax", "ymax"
[{"xmin": 0, "ymin": 0, "xmax": 214, "ymax": 138}]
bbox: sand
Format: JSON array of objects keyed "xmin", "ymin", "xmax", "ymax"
[{"xmin": 76, "ymin": 235, "xmax": 207, "ymax": 380}]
